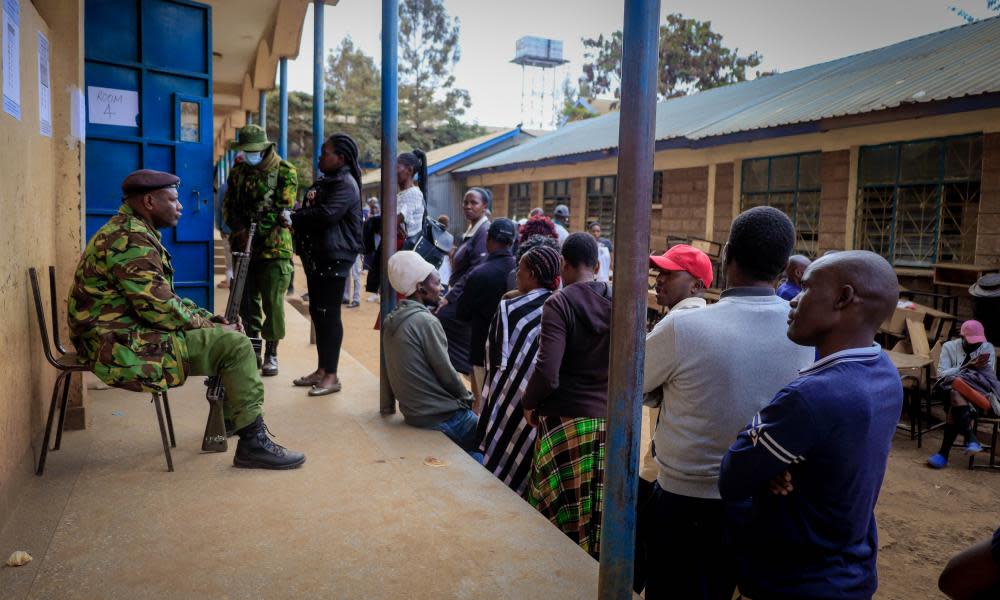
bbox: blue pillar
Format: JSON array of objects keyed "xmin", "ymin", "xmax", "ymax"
[
  {"xmin": 259, "ymin": 90, "xmax": 267, "ymax": 128},
  {"xmin": 598, "ymin": 0, "xmax": 660, "ymax": 598},
  {"xmin": 313, "ymin": 0, "xmax": 325, "ymax": 180},
  {"xmin": 379, "ymin": 0, "xmax": 399, "ymax": 412},
  {"xmin": 278, "ymin": 58, "xmax": 289, "ymax": 160}
]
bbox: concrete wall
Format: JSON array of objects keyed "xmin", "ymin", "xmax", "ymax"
[
  {"xmin": 818, "ymin": 150, "xmax": 851, "ymax": 254},
  {"xmin": 659, "ymin": 166, "xmax": 709, "ymax": 244},
  {"xmin": 0, "ymin": 0, "xmax": 85, "ymax": 534}
]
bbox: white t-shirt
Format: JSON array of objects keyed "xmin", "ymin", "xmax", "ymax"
[
  {"xmin": 597, "ymin": 245, "xmax": 611, "ymax": 282},
  {"xmin": 554, "ymin": 222, "xmax": 569, "ymax": 245},
  {"xmin": 397, "ymin": 186, "xmax": 425, "ymax": 238}
]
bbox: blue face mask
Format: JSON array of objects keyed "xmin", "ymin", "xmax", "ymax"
[{"xmin": 243, "ymin": 151, "xmax": 263, "ymax": 166}]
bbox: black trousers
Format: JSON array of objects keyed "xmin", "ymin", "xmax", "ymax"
[
  {"xmin": 644, "ymin": 484, "xmax": 738, "ymax": 600},
  {"xmin": 305, "ymin": 260, "xmax": 349, "ymax": 373}
]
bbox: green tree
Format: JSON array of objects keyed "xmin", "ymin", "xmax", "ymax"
[
  {"xmin": 582, "ymin": 14, "xmax": 764, "ymax": 99},
  {"xmin": 264, "ymin": 90, "xmax": 315, "ymax": 187},
  {"xmin": 560, "ymin": 78, "xmax": 598, "ymax": 124},
  {"xmin": 397, "ymin": 0, "xmax": 474, "ymax": 150},
  {"xmin": 949, "ymin": 0, "xmax": 1000, "ymax": 22},
  {"xmin": 325, "ymin": 36, "xmax": 382, "ymax": 166}
]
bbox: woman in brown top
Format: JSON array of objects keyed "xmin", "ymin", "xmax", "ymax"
[{"xmin": 522, "ymin": 232, "xmax": 611, "ymax": 559}]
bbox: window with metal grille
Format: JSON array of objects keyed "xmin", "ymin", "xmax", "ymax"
[
  {"xmin": 740, "ymin": 152, "xmax": 822, "ymax": 257},
  {"xmin": 652, "ymin": 171, "xmax": 663, "ymax": 207},
  {"xmin": 855, "ymin": 135, "xmax": 982, "ymax": 266},
  {"xmin": 586, "ymin": 176, "xmax": 617, "ymax": 240},
  {"xmin": 507, "ymin": 182, "xmax": 531, "ymax": 221},
  {"xmin": 542, "ymin": 179, "xmax": 571, "ymax": 218}
]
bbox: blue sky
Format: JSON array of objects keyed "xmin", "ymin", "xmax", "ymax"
[{"xmin": 287, "ymin": 0, "xmax": 994, "ymax": 128}]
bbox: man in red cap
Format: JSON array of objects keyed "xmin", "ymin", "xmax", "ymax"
[
  {"xmin": 634, "ymin": 244, "xmax": 714, "ymax": 592},
  {"xmin": 927, "ymin": 319, "xmax": 998, "ymax": 468}
]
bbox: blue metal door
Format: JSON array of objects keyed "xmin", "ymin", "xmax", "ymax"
[{"xmin": 84, "ymin": 0, "xmax": 214, "ymax": 309}]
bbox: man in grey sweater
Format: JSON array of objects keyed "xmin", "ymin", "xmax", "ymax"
[
  {"xmin": 382, "ymin": 251, "xmax": 479, "ymax": 457},
  {"xmin": 642, "ymin": 207, "xmax": 815, "ymax": 600}
]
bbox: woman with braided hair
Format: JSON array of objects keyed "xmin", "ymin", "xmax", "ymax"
[
  {"xmin": 475, "ymin": 245, "xmax": 562, "ymax": 496},
  {"xmin": 291, "ymin": 133, "xmax": 363, "ymax": 395}
]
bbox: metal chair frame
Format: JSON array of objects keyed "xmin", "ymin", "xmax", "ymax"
[{"xmin": 30, "ymin": 266, "xmax": 175, "ymax": 475}]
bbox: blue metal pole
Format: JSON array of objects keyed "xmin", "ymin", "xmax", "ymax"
[
  {"xmin": 599, "ymin": 0, "xmax": 660, "ymax": 597},
  {"xmin": 259, "ymin": 90, "xmax": 267, "ymax": 128},
  {"xmin": 379, "ymin": 0, "xmax": 399, "ymax": 413},
  {"xmin": 278, "ymin": 58, "xmax": 289, "ymax": 160},
  {"xmin": 312, "ymin": 0, "xmax": 325, "ymax": 180}
]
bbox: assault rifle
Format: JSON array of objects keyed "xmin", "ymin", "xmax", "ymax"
[{"xmin": 202, "ymin": 223, "xmax": 256, "ymax": 452}]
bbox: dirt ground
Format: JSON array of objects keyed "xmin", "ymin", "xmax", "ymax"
[{"xmin": 289, "ymin": 262, "xmax": 1000, "ymax": 599}]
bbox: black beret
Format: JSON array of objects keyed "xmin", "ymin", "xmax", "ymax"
[{"xmin": 121, "ymin": 169, "xmax": 180, "ymax": 197}]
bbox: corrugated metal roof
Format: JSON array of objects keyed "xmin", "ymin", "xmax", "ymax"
[
  {"xmin": 458, "ymin": 16, "xmax": 1000, "ymax": 173},
  {"xmin": 361, "ymin": 127, "xmax": 526, "ymax": 186}
]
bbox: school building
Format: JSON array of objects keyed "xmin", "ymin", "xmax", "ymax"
[
  {"xmin": 0, "ymin": 0, "xmax": 335, "ymax": 529},
  {"xmin": 457, "ymin": 17, "xmax": 1000, "ymax": 292}
]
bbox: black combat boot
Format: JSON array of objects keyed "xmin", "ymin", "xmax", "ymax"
[
  {"xmin": 233, "ymin": 416, "xmax": 305, "ymax": 470},
  {"xmin": 261, "ymin": 341, "xmax": 279, "ymax": 376}
]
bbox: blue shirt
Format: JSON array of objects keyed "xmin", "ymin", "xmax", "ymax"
[
  {"xmin": 719, "ymin": 345, "xmax": 903, "ymax": 600},
  {"xmin": 776, "ymin": 281, "xmax": 801, "ymax": 301}
]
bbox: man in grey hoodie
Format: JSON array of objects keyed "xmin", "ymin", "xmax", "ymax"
[
  {"xmin": 382, "ymin": 251, "xmax": 479, "ymax": 457},
  {"xmin": 642, "ymin": 207, "xmax": 815, "ymax": 600}
]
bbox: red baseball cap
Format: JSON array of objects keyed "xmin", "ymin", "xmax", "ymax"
[
  {"xmin": 960, "ymin": 320, "xmax": 987, "ymax": 344},
  {"xmin": 649, "ymin": 244, "xmax": 713, "ymax": 287}
]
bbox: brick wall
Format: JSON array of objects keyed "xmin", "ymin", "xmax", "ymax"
[
  {"xmin": 491, "ymin": 183, "xmax": 508, "ymax": 219},
  {"xmin": 569, "ymin": 177, "xmax": 587, "ymax": 232},
  {"xmin": 818, "ymin": 150, "xmax": 851, "ymax": 254},
  {"xmin": 659, "ymin": 166, "xmax": 709, "ymax": 242},
  {"xmin": 713, "ymin": 163, "xmax": 734, "ymax": 243},
  {"xmin": 651, "ymin": 173, "xmax": 664, "ymax": 251},
  {"xmin": 977, "ymin": 132, "xmax": 1000, "ymax": 268}
]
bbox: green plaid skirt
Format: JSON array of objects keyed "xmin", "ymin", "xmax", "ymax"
[{"xmin": 528, "ymin": 416, "xmax": 607, "ymax": 559}]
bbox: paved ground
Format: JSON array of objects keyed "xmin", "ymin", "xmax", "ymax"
[{"xmin": 0, "ymin": 278, "xmax": 600, "ymax": 599}]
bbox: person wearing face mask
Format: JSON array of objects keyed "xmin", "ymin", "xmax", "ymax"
[
  {"xmin": 927, "ymin": 320, "xmax": 999, "ymax": 469},
  {"xmin": 223, "ymin": 124, "xmax": 299, "ymax": 377}
]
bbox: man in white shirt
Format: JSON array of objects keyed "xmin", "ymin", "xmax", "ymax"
[{"xmin": 553, "ymin": 204, "xmax": 570, "ymax": 245}]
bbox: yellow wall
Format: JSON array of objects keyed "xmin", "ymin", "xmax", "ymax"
[{"xmin": 0, "ymin": 0, "xmax": 84, "ymax": 527}]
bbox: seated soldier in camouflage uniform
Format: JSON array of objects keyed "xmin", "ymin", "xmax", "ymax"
[{"xmin": 68, "ymin": 169, "xmax": 305, "ymax": 470}]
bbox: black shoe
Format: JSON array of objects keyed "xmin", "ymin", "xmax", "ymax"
[
  {"xmin": 286, "ymin": 286, "xmax": 295, "ymax": 296},
  {"xmin": 342, "ymin": 298, "xmax": 350, "ymax": 305},
  {"xmin": 233, "ymin": 416, "xmax": 305, "ymax": 470},
  {"xmin": 262, "ymin": 341, "xmax": 279, "ymax": 377},
  {"xmin": 348, "ymin": 300, "xmax": 360, "ymax": 308},
  {"xmin": 224, "ymin": 418, "xmax": 237, "ymax": 438}
]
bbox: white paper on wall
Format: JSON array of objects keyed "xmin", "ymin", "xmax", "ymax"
[
  {"xmin": 2, "ymin": 0, "xmax": 20, "ymax": 120},
  {"xmin": 87, "ymin": 85, "xmax": 139, "ymax": 127},
  {"xmin": 37, "ymin": 31, "xmax": 50, "ymax": 136}
]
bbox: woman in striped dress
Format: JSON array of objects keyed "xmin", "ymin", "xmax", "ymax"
[{"xmin": 475, "ymin": 245, "xmax": 562, "ymax": 496}]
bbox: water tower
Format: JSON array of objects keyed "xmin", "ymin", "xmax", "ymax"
[{"xmin": 512, "ymin": 36, "xmax": 569, "ymax": 130}]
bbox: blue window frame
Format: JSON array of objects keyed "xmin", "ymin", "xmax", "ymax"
[{"xmin": 855, "ymin": 134, "xmax": 982, "ymax": 266}]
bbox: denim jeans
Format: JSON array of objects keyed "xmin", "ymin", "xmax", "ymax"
[{"xmin": 430, "ymin": 408, "xmax": 483, "ymax": 462}]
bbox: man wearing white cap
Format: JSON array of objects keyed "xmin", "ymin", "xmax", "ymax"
[{"xmin": 382, "ymin": 251, "xmax": 480, "ymax": 456}]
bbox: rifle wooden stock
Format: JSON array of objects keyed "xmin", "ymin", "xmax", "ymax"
[{"xmin": 202, "ymin": 223, "xmax": 256, "ymax": 452}]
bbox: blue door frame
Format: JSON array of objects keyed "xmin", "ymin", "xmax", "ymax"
[{"xmin": 84, "ymin": 0, "xmax": 214, "ymax": 309}]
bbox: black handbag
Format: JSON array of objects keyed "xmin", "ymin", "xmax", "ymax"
[{"xmin": 410, "ymin": 197, "xmax": 453, "ymax": 269}]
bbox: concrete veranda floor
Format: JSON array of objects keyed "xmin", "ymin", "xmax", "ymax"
[{"xmin": 0, "ymin": 281, "xmax": 600, "ymax": 599}]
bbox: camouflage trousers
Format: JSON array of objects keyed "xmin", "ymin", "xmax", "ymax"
[
  {"xmin": 239, "ymin": 258, "xmax": 293, "ymax": 342},
  {"xmin": 184, "ymin": 327, "xmax": 263, "ymax": 432}
]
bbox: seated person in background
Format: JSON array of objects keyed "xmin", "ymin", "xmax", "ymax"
[
  {"xmin": 69, "ymin": 169, "xmax": 305, "ymax": 469},
  {"xmin": 927, "ymin": 320, "xmax": 999, "ymax": 469},
  {"xmin": 776, "ymin": 254, "xmax": 811, "ymax": 301},
  {"xmin": 719, "ymin": 250, "xmax": 902, "ymax": 600},
  {"xmin": 939, "ymin": 528, "xmax": 1000, "ymax": 600},
  {"xmin": 382, "ymin": 251, "xmax": 480, "ymax": 457},
  {"xmin": 457, "ymin": 219, "xmax": 518, "ymax": 412}
]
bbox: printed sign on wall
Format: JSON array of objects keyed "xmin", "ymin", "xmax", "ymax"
[
  {"xmin": 37, "ymin": 31, "xmax": 50, "ymax": 136},
  {"xmin": 2, "ymin": 0, "xmax": 20, "ymax": 120},
  {"xmin": 87, "ymin": 85, "xmax": 139, "ymax": 127}
]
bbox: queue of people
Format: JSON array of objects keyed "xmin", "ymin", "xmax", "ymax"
[{"xmin": 68, "ymin": 125, "xmax": 997, "ymax": 598}]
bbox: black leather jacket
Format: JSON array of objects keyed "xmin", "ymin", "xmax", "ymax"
[{"xmin": 292, "ymin": 166, "xmax": 362, "ymax": 265}]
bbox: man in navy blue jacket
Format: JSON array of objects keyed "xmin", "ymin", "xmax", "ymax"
[{"xmin": 719, "ymin": 250, "xmax": 902, "ymax": 600}]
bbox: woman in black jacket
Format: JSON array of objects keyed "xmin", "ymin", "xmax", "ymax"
[{"xmin": 291, "ymin": 133, "xmax": 363, "ymax": 395}]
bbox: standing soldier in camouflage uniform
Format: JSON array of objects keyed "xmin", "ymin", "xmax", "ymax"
[
  {"xmin": 223, "ymin": 124, "xmax": 298, "ymax": 376},
  {"xmin": 68, "ymin": 169, "xmax": 305, "ymax": 470}
]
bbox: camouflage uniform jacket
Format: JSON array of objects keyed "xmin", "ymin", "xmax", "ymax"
[
  {"xmin": 222, "ymin": 160, "xmax": 297, "ymax": 260},
  {"xmin": 68, "ymin": 204, "xmax": 215, "ymax": 393}
]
